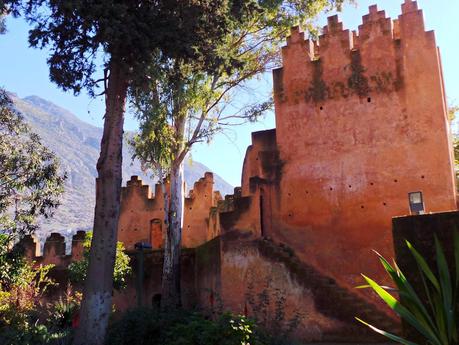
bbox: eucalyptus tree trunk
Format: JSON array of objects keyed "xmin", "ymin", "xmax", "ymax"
[
  {"xmin": 161, "ymin": 117, "xmax": 186, "ymax": 310},
  {"xmin": 74, "ymin": 60, "xmax": 128, "ymax": 345}
]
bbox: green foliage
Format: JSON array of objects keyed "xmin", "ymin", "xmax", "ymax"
[
  {"xmin": 453, "ymin": 136, "xmax": 459, "ymax": 193},
  {"xmin": 451, "ymin": 107, "xmax": 459, "ymax": 189},
  {"xmin": 449, "ymin": 105, "xmax": 458, "ymax": 122},
  {"xmin": 47, "ymin": 284, "xmax": 82, "ymax": 331},
  {"xmin": 68, "ymin": 232, "xmax": 131, "ymax": 290},
  {"xmin": 357, "ymin": 233, "xmax": 459, "ymax": 345},
  {"xmin": 130, "ymin": 0, "xmax": 346, "ymax": 178},
  {"xmin": 3, "ymin": 0, "xmax": 264, "ymax": 96},
  {"xmin": 0, "ymin": 234, "xmax": 29, "ymax": 289},
  {"xmin": 0, "ymin": 258, "xmax": 64, "ymax": 345},
  {"xmin": 106, "ymin": 308, "xmax": 265, "ymax": 345},
  {"xmin": 0, "ymin": 13, "xmax": 5, "ymax": 35},
  {"xmin": 0, "ymin": 243, "xmax": 81, "ymax": 344},
  {"xmin": 0, "ymin": 89, "xmax": 66, "ymax": 235}
]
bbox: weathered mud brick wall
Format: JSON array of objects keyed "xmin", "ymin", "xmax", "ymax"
[
  {"xmin": 118, "ymin": 176, "xmax": 167, "ymax": 250},
  {"xmin": 196, "ymin": 234, "xmax": 397, "ymax": 342},
  {"xmin": 218, "ymin": 128, "xmax": 282, "ymax": 238},
  {"xmin": 18, "ymin": 231, "xmax": 86, "ymax": 268},
  {"xmin": 118, "ymin": 173, "xmax": 222, "ymax": 250},
  {"xmin": 184, "ymin": 172, "xmax": 223, "ymax": 247},
  {"xmin": 218, "ymin": 187, "xmax": 262, "ymax": 237},
  {"xmin": 113, "ymin": 249, "xmax": 197, "ymax": 312},
  {"xmin": 240, "ymin": 129, "xmax": 281, "ymax": 238},
  {"xmin": 265, "ymin": 0, "xmax": 456, "ymax": 292}
]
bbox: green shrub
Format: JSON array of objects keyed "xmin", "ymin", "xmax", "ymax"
[
  {"xmin": 0, "ymin": 237, "xmax": 80, "ymax": 345},
  {"xmin": 357, "ymin": 233, "xmax": 459, "ymax": 345},
  {"xmin": 0, "ymin": 234, "xmax": 29, "ymax": 289},
  {"xmin": 106, "ymin": 308, "xmax": 266, "ymax": 345},
  {"xmin": 47, "ymin": 284, "xmax": 82, "ymax": 330},
  {"xmin": 68, "ymin": 231, "xmax": 131, "ymax": 290},
  {"xmin": 0, "ymin": 260, "xmax": 74, "ymax": 345}
]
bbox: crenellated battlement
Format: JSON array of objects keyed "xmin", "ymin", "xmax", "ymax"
[
  {"xmin": 187, "ymin": 172, "xmax": 215, "ymax": 203},
  {"xmin": 402, "ymin": 0, "xmax": 418, "ymax": 13},
  {"xmin": 276, "ymin": 1, "xmax": 435, "ymax": 106},
  {"xmin": 119, "ymin": 172, "xmax": 224, "ymax": 249},
  {"xmin": 18, "ymin": 230, "xmax": 86, "ymax": 267},
  {"xmin": 122, "ymin": 175, "xmax": 165, "ymax": 206}
]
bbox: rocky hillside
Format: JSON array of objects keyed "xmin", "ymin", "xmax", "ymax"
[{"xmin": 10, "ymin": 94, "xmax": 233, "ymax": 237}]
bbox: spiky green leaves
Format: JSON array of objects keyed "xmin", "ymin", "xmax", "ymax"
[{"xmin": 357, "ymin": 233, "xmax": 459, "ymax": 345}]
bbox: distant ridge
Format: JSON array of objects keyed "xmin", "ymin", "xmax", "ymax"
[{"xmin": 9, "ymin": 93, "xmax": 234, "ymax": 238}]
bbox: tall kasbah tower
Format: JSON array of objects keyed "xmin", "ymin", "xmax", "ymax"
[{"xmin": 271, "ymin": 1, "xmax": 457, "ymax": 289}]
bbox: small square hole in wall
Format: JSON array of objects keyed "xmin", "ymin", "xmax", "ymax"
[
  {"xmin": 367, "ymin": 97, "xmax": 371, "ymax": 103},
  {"xmin": 319, "ymin": 106, "xmax": 323, "ymax": 110}
]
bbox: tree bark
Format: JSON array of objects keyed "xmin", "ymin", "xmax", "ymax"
[
  {"xmin": 161, "ymin": 117, "xmax": 186, "ymax": 310},
  {"xmin": 73, "ymin": 60, "xmax": 128, "ymax": 345}
]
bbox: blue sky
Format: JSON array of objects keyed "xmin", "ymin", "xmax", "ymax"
[{"xmin": 0, "ymin": 0, "xmax": 458, "ymax": 187}]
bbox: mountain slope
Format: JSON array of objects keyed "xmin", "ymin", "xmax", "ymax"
[{"xmin": 10, "ymin": 94, "xmax": 233, "ymax": 237}]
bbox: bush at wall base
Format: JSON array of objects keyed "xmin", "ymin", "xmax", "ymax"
[{"xmin": 106, "ymin": 308, "xmax": 268, "ymax": 345}]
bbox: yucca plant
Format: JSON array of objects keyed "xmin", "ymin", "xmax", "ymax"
[{"xmin": 356, "ymin": 232, "xmax": 459, "ymax": 345}]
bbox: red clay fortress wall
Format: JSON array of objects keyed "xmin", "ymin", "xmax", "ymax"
[
  {"xmin": 115, "ymin": 0, "xmax": 456, "ymax": 306},
  {"xmin": 21, "ymin": 1, "xmax": 457, "ymax": 342},
  {"xmin": 118, "ymin": 173, "xmax": 222, "ymax": 250},
  {"xmin": 267, "ymin": 0, "xmax": 456, "ymax": 290}
]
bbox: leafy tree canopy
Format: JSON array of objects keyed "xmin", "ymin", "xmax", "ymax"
[
  {"xmin": 0, "ymin": 89, "xmax": 66, "ymax": 236},
  {"xmin": 0, "ymin": 15, "xmax": 5, "ymax": 34},
  {"xmin": 129, "ymin": 0, "xmax": 346, "ymax": 178},
  {"xmin": 3, "ymin": 0, "xmax": 273, "ymax": 96},
  {"xmin": 0, "ymin": 234, "xmax": 28, "ymax": 289}
]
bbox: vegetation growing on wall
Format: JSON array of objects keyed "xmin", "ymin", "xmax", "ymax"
[
  {"xmin": 348, "ymin": 51, "xmax": 370, "ymax": 97},
  {"xmin": 308, "ymin": 59, "xmax": 328, "ymax": 102},
  {"xmin": 245, "ymin": 278, "xmax": 304, "ymax": 345}
]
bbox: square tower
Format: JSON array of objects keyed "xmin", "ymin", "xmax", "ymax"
[{"xmin": 272, "ymin": 1, "xmax": 456, "ymax": 288}]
